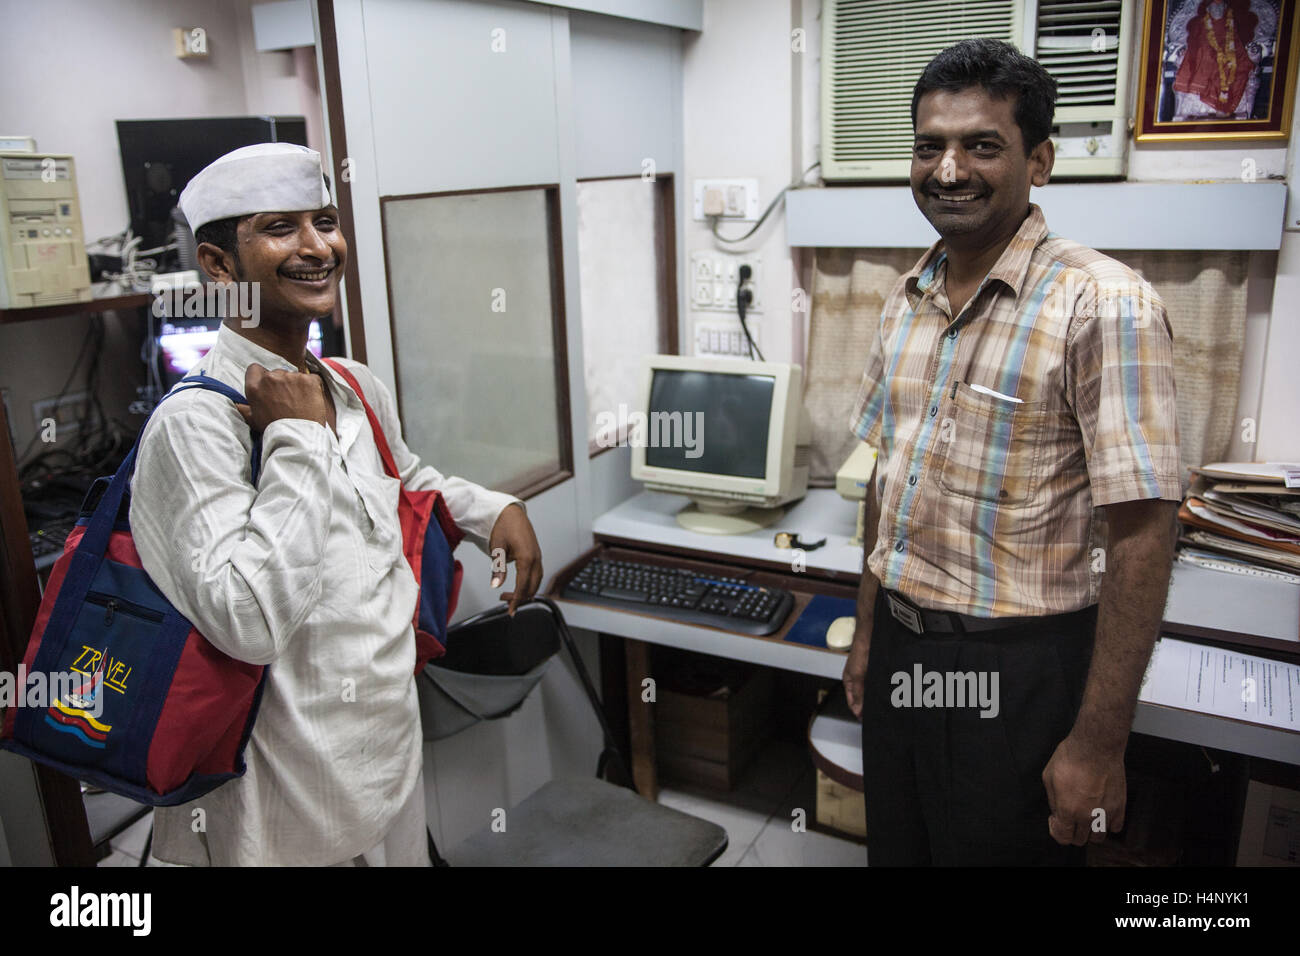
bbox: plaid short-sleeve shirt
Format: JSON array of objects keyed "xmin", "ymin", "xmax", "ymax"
[{"xmin": 850, "ymin": 204, "xmax": 1182, "ymax": 618}]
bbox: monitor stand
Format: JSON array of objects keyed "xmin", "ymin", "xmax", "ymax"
[{"xmin": 675, "ymin": 502, "xmax": 784, "ymax": 535}]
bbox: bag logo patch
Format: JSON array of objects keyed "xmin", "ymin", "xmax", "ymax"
[{"xmin": 45, "ymin": 652, "xmax": 115, "ymax": 748}]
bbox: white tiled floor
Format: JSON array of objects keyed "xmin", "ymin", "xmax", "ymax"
[
  {"xmin": 97, "ymin": 741, "xmax": 867, "ymax": 866},
  {"xmin": 658, "ymin": 739, "xmax": 867, "ymax": 867},
  {"xmin": 95, "ymin": 811, "xmax": 177, "ymax": 867}
]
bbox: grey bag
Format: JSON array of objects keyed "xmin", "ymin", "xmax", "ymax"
[{"xmin": 417, "ymin": 602, "xmax": 561, "ymax": 741}]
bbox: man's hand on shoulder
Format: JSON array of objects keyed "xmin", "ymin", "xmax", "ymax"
[
  {"xmin": 235, "ymin": 363, "xmax": 329, "ymax": 431},
  {"xmin": 488, "ymin": 503, "xmax": 543, "ymax": 616}
]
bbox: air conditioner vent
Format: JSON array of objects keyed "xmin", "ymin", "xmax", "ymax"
[
  {"xmin": 824, "ymin": 0, "xmax": 1022, "ymax": 172},
  {"xmin": 1035, "ymin": 0, "xmax": 1123, "ymax": 107},
  {"xmin": 820, "ymin": 0, "xmax": 1133, "ymax": 181}
]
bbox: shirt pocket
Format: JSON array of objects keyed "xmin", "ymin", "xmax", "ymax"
[
  {"xmin": 935, "ymin": 384, "xmax": 1046, "ymax": 507},
  {"xmin": 349, "ymin": 468, "xmax": 406, "ymax": 574}
]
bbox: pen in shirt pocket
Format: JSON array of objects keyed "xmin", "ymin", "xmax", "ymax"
[{"xmin": 955, "ymin": 381, "xmax": 1024, "ymax": 404}]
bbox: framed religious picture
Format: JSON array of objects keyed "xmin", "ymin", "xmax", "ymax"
[{"xmin": 1136, "ymin": 0, "xmax": 1300, "ymax": 141}]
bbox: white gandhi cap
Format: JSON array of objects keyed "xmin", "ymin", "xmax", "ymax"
[{"xmin": 178, "ymin": 142, "xmax": 332, "ymax": 233}]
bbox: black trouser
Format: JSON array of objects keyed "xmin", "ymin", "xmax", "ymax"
[{"xmin": 861, "ymin": 589, "xmax": 1098, "ymax": 866}]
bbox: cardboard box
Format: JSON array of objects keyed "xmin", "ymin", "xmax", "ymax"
[
  {"xmin": 655, "ymin": 660, "xmax": 774, "ymax": 790},
  {"xmin": 1236, "ymin": 780, "xmax": 1300, "ymax": 867},
  {"xmin": 815, "ymin": 769, "xmax": 866, "ymax": 839}
]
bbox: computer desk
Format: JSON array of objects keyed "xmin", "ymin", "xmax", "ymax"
[{"xmin": 549, "ymin": 488, "xmax": 1300, "ymax": 790}]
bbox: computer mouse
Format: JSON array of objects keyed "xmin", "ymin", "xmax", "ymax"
[{"xmin": 826, "ymin": 616, "xmax": 855, "ymax": 649}]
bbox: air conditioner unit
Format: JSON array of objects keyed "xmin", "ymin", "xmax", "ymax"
[
  {"xmin": 821, "ymin": 0, "xmax": 1136, "ymax": 181},
  {"xmin": 1030, "ymin": 0, "xmax": 1135, "ymax": 178}
]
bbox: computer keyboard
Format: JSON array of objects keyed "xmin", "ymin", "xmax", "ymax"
[
  {"xmin": 29, "ymin": 519, "xmax": 77, "ymax": 571},
  {"xmin": 562, "ymin": 556, "xmax": 794, "ymax": 636}
]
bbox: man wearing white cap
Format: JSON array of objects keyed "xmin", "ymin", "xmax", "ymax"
[{"xmin": 129, "ymin": 143, "xmax": 544, "ymax": 866}]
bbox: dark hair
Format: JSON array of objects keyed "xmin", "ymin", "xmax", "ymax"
[
  {"xmin": 911, "ymin": 38, "xmax": 1058, "ymax": 155},
  {"xmin": 192, "ymin": 174, "xmax": 333, "ymax": 268},
  {"xmin": 193, "ymin": 214, "xmax": 245, "ymax": 270}
]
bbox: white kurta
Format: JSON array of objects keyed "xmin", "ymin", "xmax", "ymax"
[{"xmin": 129, "ymin": 324, "xmax": 519, "ymax": 866}]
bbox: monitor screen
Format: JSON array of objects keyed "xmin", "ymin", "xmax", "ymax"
[
  {"xmin": 644, "ymin": 369, "xmax": 774, "ymax": 479},
  {"xmin": 159, "ymin": 319, "xmax": 323, "ymax": 381},
  {"xmin": 116, "ymin": 117, "xmax": 308, "ymax": 251}
]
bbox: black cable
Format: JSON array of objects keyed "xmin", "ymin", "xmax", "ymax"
[
  {"xmin": 74, "ymin": 313, "xmax": 131, "ymax": 475},
  {"xmin": 18, "ymin": 313, "xmax": 130, "ymax": 491},
  {"xmin": 736, "ymin": 264, "xmax": 764, "ymax": 362},
  {"xmin": 68, "ymin": 314, "xmax": 104, "ymax": 461},
  {"xmin": 15, "ymin": 319, "xmax": 98, "ymax": 473}
]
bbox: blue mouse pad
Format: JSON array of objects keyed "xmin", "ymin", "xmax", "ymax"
[{"xmin": 784, "ymin": 594, "xmax": 858, "ymax": 649}]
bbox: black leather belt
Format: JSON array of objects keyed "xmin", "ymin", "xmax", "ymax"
[{"xmin": 882, "ymin": 588, "xmax": 1075, "ymax": 636}]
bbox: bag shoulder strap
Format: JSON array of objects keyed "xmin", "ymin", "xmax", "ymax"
[
  {"xmin": 321, "ymin": 358, "xmax": 400, "ymax": 482},
  {"xmin": 320, "ymin": 358, "xmax": 464, "ymax": 549},
  {"xmin": 167, "ymin": 372, "xmax": 261, "ymax": 483},
  {"xmin": 78, "ymin": 374, "xmax": 258, "ymax": 562}
]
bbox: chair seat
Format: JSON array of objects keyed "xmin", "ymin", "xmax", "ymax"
[
  {"xmin": 82, "ymin": 789, "xmax": 150, "ymax": 849},
  {"xmin": 446, "ymin": 776, "xmax": 728, "ymax": 866}
]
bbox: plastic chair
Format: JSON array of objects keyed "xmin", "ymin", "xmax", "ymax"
[{"xmin": 418, "ymin": 596, "xmax": 728, "ymax": 866}]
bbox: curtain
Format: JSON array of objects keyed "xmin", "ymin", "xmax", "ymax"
[{"xmin": 806, "ymin": 247, "xmax": 1248, "ymax": 483}]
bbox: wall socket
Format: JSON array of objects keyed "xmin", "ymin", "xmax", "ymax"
[
  {"xmin": 690, "ymin": 250, "xmax": 762, "ymax": 313},
  {"xmin": 32, "ymin": 391, "xmax": 90, "ymax": 438}
]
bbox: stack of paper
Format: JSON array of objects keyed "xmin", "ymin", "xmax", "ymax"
[
  {"xmin": 1140, "ymin": 637, "xmax": 1299, "ymax": 733},
  {"xmin": 1177, "ymin": 462, "xmax": 1300, "ymax": 577}
]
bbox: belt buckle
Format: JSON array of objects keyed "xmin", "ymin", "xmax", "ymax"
[{"xmin": 886, "ymin": 591, "xmax": 923, "ymax": 635}]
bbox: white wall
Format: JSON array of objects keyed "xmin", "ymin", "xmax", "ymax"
[
  {"xmin": 682, "ymin": 0, "xmax": 798, "ymax": 362},
  {"xmin": 680, "ymin": 0, "xmax": 1298, "ymax": 461}
]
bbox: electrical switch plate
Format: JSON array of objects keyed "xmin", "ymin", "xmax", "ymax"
[
  {"xmin": 692, "ymin": 179, "xmax": 760, "ymax": 221},
  {"xmin": 693, "ymin": 318, "xmax": 762, "ymax": 358}
]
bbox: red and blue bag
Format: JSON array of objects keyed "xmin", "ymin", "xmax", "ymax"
[
  {"xmin": 0, "ymin": 374, "xmax": 267, "ymax": 806},
  {"xmin": 321, "ymin": 358, "xmax": 464, "ymax": 672}
]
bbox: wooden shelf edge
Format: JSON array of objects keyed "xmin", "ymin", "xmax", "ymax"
[{"xmin": 0, "ymin": 293, "xmax": 152, "ymax": 324}]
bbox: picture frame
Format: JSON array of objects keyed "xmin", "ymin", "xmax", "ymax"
[{"xmin": 1136, "ymin": 0, "xmax": 1300, "ymax": 142}]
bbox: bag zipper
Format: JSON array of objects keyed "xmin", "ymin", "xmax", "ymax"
[{"xmin": 85, "ymin": 591, "xmax": 164, "ymax": 625}]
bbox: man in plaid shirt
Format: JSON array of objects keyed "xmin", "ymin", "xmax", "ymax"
[{"xmin": 843, "ymin": 39, "xmax": 1182, "ymax": 865}]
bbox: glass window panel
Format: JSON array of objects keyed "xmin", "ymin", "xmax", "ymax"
[{"xmin": 382, "ymin": 188, "xmax": 569, "ymax": 495}]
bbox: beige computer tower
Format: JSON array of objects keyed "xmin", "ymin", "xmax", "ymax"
[{"xmin": 0, "ymin": 152, "xmax": 93, "ymax": 309}]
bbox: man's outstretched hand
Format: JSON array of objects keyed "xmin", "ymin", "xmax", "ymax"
[{"xmin": 488, "ymin": 504, "xmax": 543, "ymax": 616}]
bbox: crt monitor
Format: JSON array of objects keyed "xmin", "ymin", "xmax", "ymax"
[
  {"xmin": 158, "ymin": 318, "xmax": 323, "ymax": 386},
  {"xmin": 116, "ymin": 116, "xmax": 308, "ymax": 253},
  {"xmin": 630, "ymin": 355, "xmax": 812, "ymax": 534}
]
